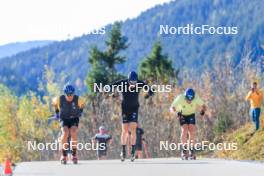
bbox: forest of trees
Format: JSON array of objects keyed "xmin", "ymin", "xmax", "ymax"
[
  {"xmin": 0, "ymin": 21, "xmax": 263, "ymax": 163},
  {"xmin": 0, "ymin": 0, "xmax": 263, "ymax": 95}
]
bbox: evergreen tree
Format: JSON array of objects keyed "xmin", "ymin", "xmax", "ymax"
[
  {"xmin": 103, "ymin": 22, "xmax": 128, "ymax": 81},
  {"xmin": 86, "ymin": 22, "xmax": 128, "ymax": 94},
  {"xmin": 139, "ymin": 41, "xmax": 177, "ymax": 83},
  {"xmin": 86, "ymin": 46, "xmax": 108, "ymax": 93}
]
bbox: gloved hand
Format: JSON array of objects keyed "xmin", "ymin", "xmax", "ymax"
[
  {"xmin": 78, "ymin": 109, "xmax": 83, "ymax": 118},
  {"xmin": 55, "ymin": 109, "xmax": 60, "ymax": 119},
  {"xmin": 55, "ymin": 113, "xmax": 60, "ymax": 119},
  {"xmin": 177, "ymin": 112, "xmax": 183, "ymax": 118}
]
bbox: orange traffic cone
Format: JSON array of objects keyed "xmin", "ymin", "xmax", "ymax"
[{"xmin": 3, "ymin": 159, "xmax": 12, "ymax": 175}]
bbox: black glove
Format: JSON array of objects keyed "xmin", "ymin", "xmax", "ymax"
[
  {"xmin": 55, "ymin": 109, "xmax": 60, "ymax": 119},
  {"xmin": 177, "ymin": 112, "xmax": 183, "ymax": 118},
  {"xmin": 78, "ymin": 109, "xmax": 83, "ymax": 118},
  {"xmin": 200, "ymin": 110, "xmax": 205, "ymax": 116}
]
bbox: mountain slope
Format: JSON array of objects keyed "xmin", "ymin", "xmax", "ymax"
[
  {"xmin": 216, "ymin": 115, "xmax": 264, "ymax": 160},
  {"xmin": 0, "ymin": 0, "xmax": 263, "ymax": 95},
  {"xmin": 0, "ymin": 41, "xmax": 53, "ymax": 58}
]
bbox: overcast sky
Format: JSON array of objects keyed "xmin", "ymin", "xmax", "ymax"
[{"xmin": 0, "ymin": 0, "xmax": 172, "ymax": 45}]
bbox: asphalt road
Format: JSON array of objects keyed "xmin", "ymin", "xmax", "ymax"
[{"xmin": 13, "ymin": 158, "xmax": 264, "ymax": 176}]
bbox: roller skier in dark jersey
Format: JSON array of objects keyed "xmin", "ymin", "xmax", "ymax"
[{"xmin": 110, "ymin": 71, "xmax": 154, "ymax": 162}]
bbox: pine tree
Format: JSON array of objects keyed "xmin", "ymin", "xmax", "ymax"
[
  {"xmin": 103, "ymin": 22, "xmax": 128, "ymax": 81},
  {"xmin": 86, "ymin": 22, "xmax": 128, "ymax": 94},
  {"xmin": 86, "ymin": 46, "xmax": 109, "ymax": 94},
  {"xmin": 139, "ymin": 41, "xmax": 177, "ymax": 83}
]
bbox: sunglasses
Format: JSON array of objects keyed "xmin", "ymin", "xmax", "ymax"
[
  {"xmin": 66, "ymin": 94, "xmax": 73, "ymax": 97},
  {"xmin": 129, "ymin": 80, "xmax": 137, "ymax": 85},
  {"xmin": 186, "ymin": 95, "xmax": 194, "ymax": 101}
]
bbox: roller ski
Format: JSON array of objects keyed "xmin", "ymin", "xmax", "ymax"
[
  {"xmin": 189, "ymin": 149, "xmax": 196, "ymax": 160},
  {"xmin": 181, "ymin": 150, "xmax": 189, "ymax": 160},
  {"xmin": 130, "ymin": 145, "xmax": 136, "ymax": 162},
  {"xmin": 60, "ymin": 156, "xmax": 67, "ymax": 165},
  {"xmin": 180, "ymin": 145, "xmax": 189, "ymax": 160},
  {"xmin": 120, "ymin": 151, "xmax": 126, "ymax": 162},
  {"xmin": 130, "ymin": 153, "xmax": 136, "ymax": 162},
  {"xmin": 72, "ymin": 156, "xmax": 78, "ymax": 164}
]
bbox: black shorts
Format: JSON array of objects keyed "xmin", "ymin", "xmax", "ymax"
[
  {"xmin": 121, "ymin": 106, "xmax": 138, "ymax": 123},
  {"xmin": 136, "ymin": 144, "xmax": 143, "ymax": 151},
  {"xmin": 60, "ymin": 118, "xmax": 79, "ymax": 128},
  {"xmin": 97, "ymin": 150, "xmax": 107, "ymax": 158},
  {"xmin": 179, "ymin": 114, "xmax": 196, "ymax": 126}
]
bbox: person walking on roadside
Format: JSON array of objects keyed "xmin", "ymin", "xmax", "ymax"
[
  {"xmin": 245, "ymin": 81, "xmax": 263, "ymax": 131},
  {"xmin": 92, "ymin": 126, "xmax": 113, "ymax": 160}
]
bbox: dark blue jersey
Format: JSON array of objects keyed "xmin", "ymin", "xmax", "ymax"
[{"xmin": 110, "ymin": 79, "xmax": 153, "ymax": 108}]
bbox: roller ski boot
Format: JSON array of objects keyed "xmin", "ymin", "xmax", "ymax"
[
  {"xmin": 180, "ymin": 145, "xmax": 189, "ymax": 160},
  {"xmin": 130, "ymin": 145, "xmax": 136, "ymax": 162},
  {"xmin": 120, "ymin": 151, "xmax": 126, "ymax": 162},
  {"xmin": 130, "ymin": 152, "xmax": 136, "ymax": 162},
  {"xmin": 189, "ymin": 149, "xmax": 196, "ymax": 160},
  {"xmin": 181, "ymin": 149, "xmax": 189, "ymax": 160},
  {"xmin": 60, "ymin": 156, "xmax": 67, "ymax": 165},
  {"xmin": 72, "ymin": 156, "xmax": 78, "ymax": 164}
]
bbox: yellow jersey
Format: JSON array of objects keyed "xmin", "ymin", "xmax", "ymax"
[
  {"xmin": 170, "ymin": 94, "xmax": 204, "ymax": 116},
  {"xmin": 245, "ymin": 89, "xmax": 263, "ymax": 108},
  {"xmin": 52, "ymin": 95, "xmax": 85, "ymax": 110}
]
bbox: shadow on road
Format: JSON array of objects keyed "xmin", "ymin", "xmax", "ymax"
[
  {"xmin": 76, "ymin": 161, "xmax": 210, "ymax": 165},
  {"xmin": 133, "ymin": 162, "xmax": 210, "ymax": 165}
]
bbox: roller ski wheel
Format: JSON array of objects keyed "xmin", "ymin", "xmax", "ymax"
[
  {"xmin": 181, "ymin": 150, "xmax": 189, "ymax": 160},
  {"xmin": 120, "ymin": 152, "xmax": 126, "ymax": 162},
  {"xmin": 72, "ymin": 156, "xmax": 78, "ymax": 164},
  {"xmin": 181, "ymin": 155, "xmax": 188, "ymax": 160},
  {"xmin": 189, "ymin": 155, "xmax": 196, "ymax": 160},
  {"xmin": 189, "ymin": 150, "xmax": 196, "ymax": 160},
  {"xmin": 60, "ymin": 156, "xmax": 67, "ymax": 165}
]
